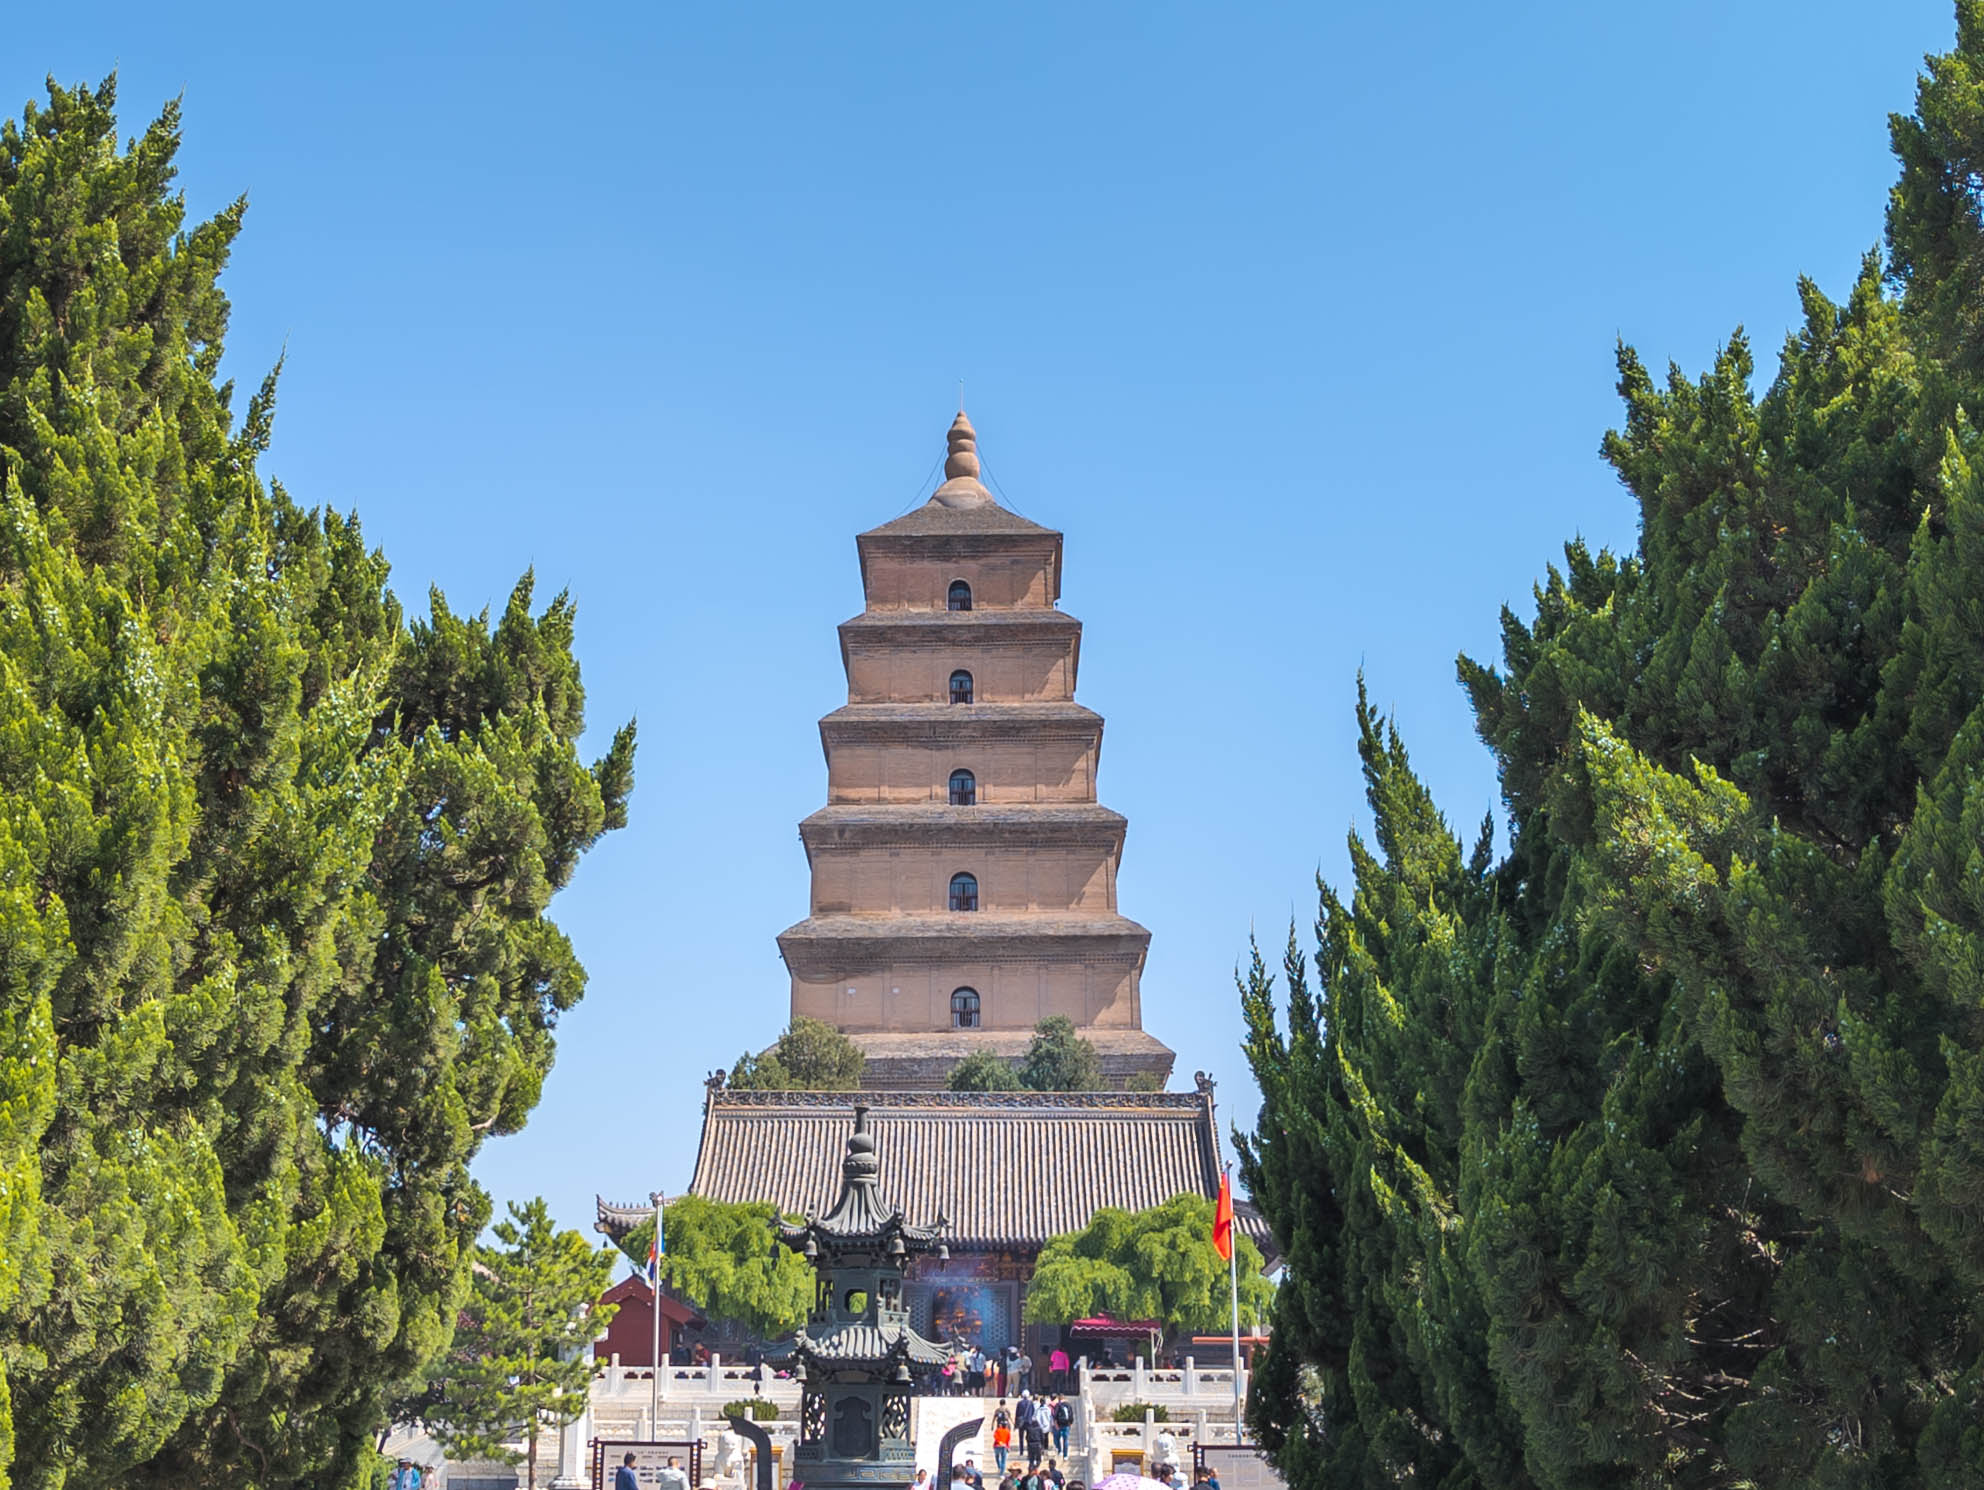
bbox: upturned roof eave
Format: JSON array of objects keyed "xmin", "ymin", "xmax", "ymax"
[{"xmin": 796, "ymin": 803, "xmax": 1129, "ymax": 855}]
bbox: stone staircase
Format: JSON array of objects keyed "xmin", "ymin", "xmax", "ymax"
[
  {"xmin": 911, "ymin": 1396, "xmax": 1093, "ymax": 1483},
  {"xmin": 912, "ymin": 1396, "xmax": 994, "ymax": 1477}
]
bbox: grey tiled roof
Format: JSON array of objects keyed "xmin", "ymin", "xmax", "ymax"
[
  {"xmin": 681, "ymin": 1090, "xmax": 1237, "ymax": 1253},
  {"xmin": 860, "ymin": 499, "xmax": 1058, "ymax": 539}
]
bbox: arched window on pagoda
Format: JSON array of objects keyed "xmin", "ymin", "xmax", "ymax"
[
  {"xmin": 949, "ymin": 768, "xmax": 976, "ymax": 806},
  {"xmin": 948, "ymin": 580, "xmax": 973, "ymax": 612},
  {"xmin": 949, "ymin": 670, "xmax": 974, "ymax": 705},
  {"xmin": 951, "ymin": 987, "xmax": 981, "ymax": 1028},
  {"xmin": 949, "ymin": 872, "xmax": 979, "ymax": 912}
]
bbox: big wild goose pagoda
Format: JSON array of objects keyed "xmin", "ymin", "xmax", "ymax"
[
  {"xmin": 779, "ymin": 409, "xmax": 1172, "ymax": 1089},
  {"xmin": 600, "ymin": 413, "xmax": 1263, "ymax": 1352}
]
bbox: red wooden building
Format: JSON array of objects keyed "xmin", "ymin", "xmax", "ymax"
[{"xmin": 593, "ymin": 1276, "xmax": 705, "ymax": 1366}]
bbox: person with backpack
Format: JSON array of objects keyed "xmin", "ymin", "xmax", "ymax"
[
  {"xmin": 1019, "ymin": 1393, "xmax": 1048, "ymax": 1466},
  {"xmin": 1049, "ymin": 1395, "xmax": 1073, "ymax": 1456}
]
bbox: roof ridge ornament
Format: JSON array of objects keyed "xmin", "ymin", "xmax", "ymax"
[{"xmin": 930, "ymin": 409, "xmax": 996, "ymax": 510}]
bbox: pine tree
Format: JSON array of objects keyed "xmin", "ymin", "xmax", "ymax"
[
  {"xmin": 0, "ymin": 78, "xmax": 633, "ymax": 1489},
  {"xmin": 1243, "ymin": 8, "xmax": 1984, "ymax": 1486},
  {"xmin": 428, "ymin": 1199, "xmax": 620, "ymax": 1490}
]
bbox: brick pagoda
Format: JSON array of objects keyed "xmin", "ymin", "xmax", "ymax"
[{"xmin": 775, "ymin": 411, "xmax": 1175, "ymax": 1090}]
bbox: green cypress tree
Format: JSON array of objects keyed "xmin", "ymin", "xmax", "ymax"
[
  {"xmin": 1244, "ymin": 8, "xmax": 1984, "ymax": 1486},
  {"xmin": 1240, "ymin": 690, "xmax": 1531, "ymax": 1490},
  {"xmin": 0, "ymin": 77, "xmax": 633, "ymax": 1489}
]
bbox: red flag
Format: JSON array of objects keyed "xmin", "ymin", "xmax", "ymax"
[{"xmin": 1213, "ymin": 1169, "xmax": 1234, "ymax": 1262}]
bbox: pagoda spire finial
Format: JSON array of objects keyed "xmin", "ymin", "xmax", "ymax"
[
  {"xmin": 932, "ymin": 409, "xmax": 994, "ymax": 509},
  {"xmin": 945, "ymin": 411, "xmax": 979, "ymax": 481}
]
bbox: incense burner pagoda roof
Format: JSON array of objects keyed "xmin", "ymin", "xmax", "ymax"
[{"xmin": 781, "ymin": 1320, "xmax": 951, "ymax": 1370}]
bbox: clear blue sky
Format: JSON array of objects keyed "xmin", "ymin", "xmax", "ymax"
[{"xmin": 9, "ymin": 1, "xmax": 1957, "ymax": 1244}]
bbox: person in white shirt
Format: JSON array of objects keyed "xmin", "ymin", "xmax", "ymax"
[{"xmin": 657, "ymin": 1455, "xmax": 692, "ymax": 1490}]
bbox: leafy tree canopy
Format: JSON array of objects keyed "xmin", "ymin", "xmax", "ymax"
[
  {"xmin": 1024, "ymin": 1194, "xmax": 1271, "ymax": 1334},
  {"xmin": 947, "ymin": 1049, "xmax": 1023, "ymax": 1091},
  {"xmin": 944, "ymin": 1019, "xmax": 1110, "ymax": 1091},
  {"xmin": 730, "ymin": 1017, "xmax": 865, "ymax": 1091},
  {"xmin": 615, "ymin": 1197, "xmax": 811, "ymax": 1341},
  {"xmin": 1017, "ymin": 1016, "xmax": 1102, "ymax": 1091},
  {"xmin": 428, "ymin": 1200, "xmax": 619, "ymax": 1490},
  {"xmin": 0, "ymin": 77, "xmax": 631, "ymax": 1490},
  {"xmin": 1241, "ymin": 9, "xmax": 1984, "ymax": 1487}
]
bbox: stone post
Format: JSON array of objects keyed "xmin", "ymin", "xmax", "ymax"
[
  {"xmin": 551, "ymin": 1380, "xmax": 592, "ymax": 1488},
  {"xmin": 1183, "ymin": 1356, "xmax": 1196, "ymax": 1397}
]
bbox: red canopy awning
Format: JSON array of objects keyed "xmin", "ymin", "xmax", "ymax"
[{"xmin": 1069, "ymin": 1317, "xmax": 1162, "ymax": 1337}]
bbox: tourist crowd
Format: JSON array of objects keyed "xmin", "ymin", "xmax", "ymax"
[{"xmin": 936, "ymin": 1343, "xmax": 1074, "ymax": 1397}]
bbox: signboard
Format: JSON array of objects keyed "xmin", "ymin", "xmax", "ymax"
[
  {"xmin": 1194, "ymin": 1444, "xmax": 1285, "ymax": 1490},
  {"xmin": 590, "ymin": 1439, "xmax": 703, "ymax": 1490}
]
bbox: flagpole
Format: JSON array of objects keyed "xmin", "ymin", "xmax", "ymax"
[
  {"xmin": 649, "ymin": 1191, "xmax": 663, "ymax": 1436},
  {"xmin": 1225, "ymin": 1162, "xmax": 1243, "ymax": 1433},
  {"xmin": 1204, "ymin": 1074, "xmax": 1246, "ymax": 1442}
]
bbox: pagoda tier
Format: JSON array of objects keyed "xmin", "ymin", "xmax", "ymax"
[
  {"xmin": 779, "ymin": 412, "xmax": 1174, "ymax": 1090},
  {"xmin": 818, "ymin": 702, "xmax": 1104, "ymax": 806},
  {"xmin": 838, "ymin": 610, "xmax": 1082, "ymax": 705}
]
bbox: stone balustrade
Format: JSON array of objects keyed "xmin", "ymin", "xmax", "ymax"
[
  {"xmin": 1078, "ymin": 1356, "xmax": 1249, "ymax": 1410},
  {"xmin": 593, "ymin": 1353, "xmax": 804, "ymax": 1409}
]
